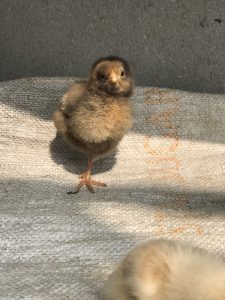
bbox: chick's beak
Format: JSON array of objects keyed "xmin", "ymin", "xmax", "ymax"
[{"xmin": 109, "ymin": 71, "xmax": 118, "ymax": 85}]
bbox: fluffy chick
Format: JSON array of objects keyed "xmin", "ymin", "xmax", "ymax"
[
  {"xmin": 52, "ymin": 56, "xmax": 133, "ymax": 193},
  {"xmin": 102, "ymin": 239, "xmax": 225, "ymax": 300}
]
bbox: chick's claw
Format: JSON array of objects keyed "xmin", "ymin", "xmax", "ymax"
[{"xmin": 90, "ymin": 179, "xmax": 107, "ymax": 187}]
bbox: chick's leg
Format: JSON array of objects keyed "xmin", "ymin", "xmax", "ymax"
[
  {"xmin": 78, "ymin": 159, "xmax": 107, "ymax": 193},
  {"xmin": 68, "ymin": 159, "xmax": 107, "ymax": 194},
  {"xmin": 78, "ymin": 159, "xmax": 94, "ymax": 180}
]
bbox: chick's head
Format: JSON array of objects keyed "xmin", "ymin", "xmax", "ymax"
[{"xmin": 89, "ymin": 56, "xmax": 133, "ymax": 97}]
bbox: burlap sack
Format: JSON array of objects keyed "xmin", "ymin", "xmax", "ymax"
[{"xmin": 0, "ymin": 78, "xmax": 224, "ymax": 299}]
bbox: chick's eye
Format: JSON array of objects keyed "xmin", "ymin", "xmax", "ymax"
[
  {"xmin": 98, "ymin": 73, "xmax": 107, "ymax": 81},
  {"xmin": 121, "ymin": 70, "xmax": 125, "ymax": 76}
]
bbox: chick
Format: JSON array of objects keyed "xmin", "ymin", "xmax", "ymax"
[
  {"xmin": 102, "ymin": 239, "xmax": 225, "ymax": 300},
  {"xmin": 53, "ymin": 56, "xmax": 133, "ymax": 193}
]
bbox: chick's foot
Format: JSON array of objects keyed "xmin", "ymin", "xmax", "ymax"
[
  {"xmin": 77, "ymin": 175, "xmax": 107, "ymax": 193},
  {"xmin": 68, "ymin": 172, "xmax": 107, "ymax": 194}
]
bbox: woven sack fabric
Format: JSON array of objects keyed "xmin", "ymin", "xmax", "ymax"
[{"xmin": 0, "ymin": 77, "xmax": 224, "ymax": 299}]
